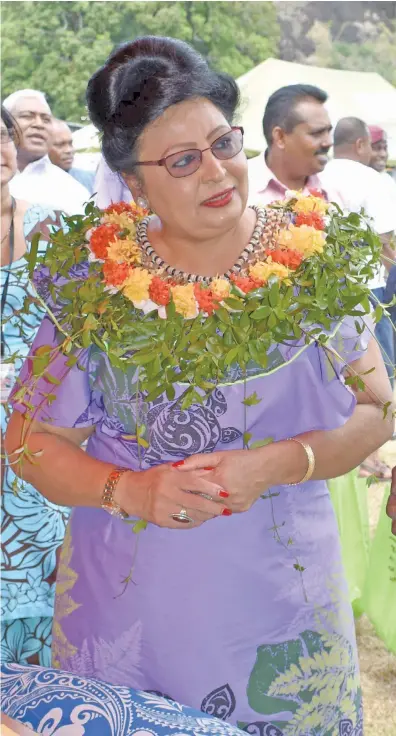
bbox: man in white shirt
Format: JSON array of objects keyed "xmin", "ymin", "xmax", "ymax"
[{"xmin": 3, "ymin": 89, "xmax": 89, "ymax": 215}]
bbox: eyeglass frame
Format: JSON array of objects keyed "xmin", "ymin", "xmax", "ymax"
[{"xmin": 132, "ymin": 126, "xmax": 244, "ymax": 178}]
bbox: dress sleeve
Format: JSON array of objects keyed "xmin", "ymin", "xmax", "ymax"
[
  {"xmin": 10, "ymin": 317, "xmax": 104, "ymax": 429},
  {"xmin": 319, "ymin": 313, "xmax": 374, "ymax": 383}
]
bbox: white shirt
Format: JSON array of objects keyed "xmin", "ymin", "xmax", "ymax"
[
  {"xmin": 10, "ymin": 155, "xmax": 90, "ymax": 215},
  {"xmin": 319, "ymin": 159, "xmax": 396, "ymax": 289}
]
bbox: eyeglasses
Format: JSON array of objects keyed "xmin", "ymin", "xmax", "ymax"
[{"xmin": 134, "ymin": 126, "xmax": 244, "ymax": 179}]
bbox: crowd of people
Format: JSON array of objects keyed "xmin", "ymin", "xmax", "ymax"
[{"xmin": 1, "ymin": 34, "xmax": 396, "ymax": 736}]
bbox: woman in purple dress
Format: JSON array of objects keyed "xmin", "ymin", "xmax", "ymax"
[{"xmin": 5, "ymin": 37, "xmax": 393, "ymax": 735}]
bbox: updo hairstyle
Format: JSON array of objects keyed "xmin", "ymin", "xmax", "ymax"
[{"xmin": 86, "ymin": 36, "xmax": 239, "ymax": 174}]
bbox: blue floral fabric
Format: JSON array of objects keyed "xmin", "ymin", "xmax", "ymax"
[
  {"xmin": 1, "ymin": 205, "xmax": 70, "ymax": 665},
  {"xmin": 1, "ymin": 663, "xmax": 246, "ymax": 735}
]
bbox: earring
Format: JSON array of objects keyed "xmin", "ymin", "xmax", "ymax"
[{"xmin": 137, "ymin": 196, "xmax": 149, "ymax": 209}]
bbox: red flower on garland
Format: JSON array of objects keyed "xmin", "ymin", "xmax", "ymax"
[
  {"xmin": 295, "ymin": 211, "xmax": 325, "ymax": 230},
  {"xmin": 103, "ymin": 260, "xmax": 130, "ymax": 287},
  {"xmin": 265, "ymin": 248, "xmax": 303, "ymax": 270},
  {"xmin": 308, "ymin": 188, "xmax": 326, "ymax": 199},
  {"xmin": 149, "ymin": 276, "xmax": 171, "ymax": 306},
  {"xmin": 194, "ymin": 284, "xmax": 220, "ymax": 315},
  {"xmin": 230, "ymin": 274, "xmax": 262, "ymax": 293},
  {"xmin": 90, "ymin": 223, "xmax": 120, "ymax": 260},
  {"xmin": 104, "ymin": 202, "xmax": 133, "ymax": 215}
]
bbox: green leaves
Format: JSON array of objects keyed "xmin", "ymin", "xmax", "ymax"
[{"xmin": 242, "ymin": 391, "xmax": 262, "ymax": 407}]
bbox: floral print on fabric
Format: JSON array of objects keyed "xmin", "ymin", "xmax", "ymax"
[{"xmin": 1, "ymin": 205, "xmax": 70, "ymax": 664}]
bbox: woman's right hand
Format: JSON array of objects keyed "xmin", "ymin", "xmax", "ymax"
[{"xmin": 115, "ymin": 463, "xmax": 231, "ymax": 529}]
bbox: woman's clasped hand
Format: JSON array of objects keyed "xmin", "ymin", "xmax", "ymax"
[
  {"xmin": 116, "ymin": 445, "xmax": 296, "ymax": 528},
  {"xmin": 115, "ymin": 460, "xmax": 232, "ymax": 529}
]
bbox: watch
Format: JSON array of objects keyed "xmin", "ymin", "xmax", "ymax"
[{"xmin": 101, "ymin": 467, "xmax": 129, "ymax": 519}]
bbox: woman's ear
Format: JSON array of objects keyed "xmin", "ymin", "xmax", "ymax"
[{"xmin": 122, "ymin": 173, "xmax": 141, "ymax": 201}]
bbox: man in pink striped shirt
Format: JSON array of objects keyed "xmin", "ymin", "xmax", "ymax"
[{"xmin": 248, "ymin": 84, "xmax": 337, "ymax": 205}]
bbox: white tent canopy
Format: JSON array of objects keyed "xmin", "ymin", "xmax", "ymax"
[
  {"xmin": 236, "ymin": 58, "xmax": 396, "ymax": 158},
  {"xmin": 72, "ymin": 124, "xmax": 100, "ymax": 151}
]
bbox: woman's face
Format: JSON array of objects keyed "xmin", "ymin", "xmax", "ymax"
[
  {"xmin": 124, "ymin": 98, "xmax": 248, "ymax": 240},
  {"xmin": 1, "ymin": 119, "xmax": 18, "ymax": 187}
]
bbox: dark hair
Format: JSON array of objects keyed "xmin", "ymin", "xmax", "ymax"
[
  {"xmin": 87, "ymin": 36, "xmax": 240, "ymax": 174},
  {"xmin": 1, "ymin": 104, "xmax": 20, "ymax": 144},
  {"xmin": 262, "ymin": 84, "xmax": 328, "ymax": 145},
  {"xmin": 333, "ymin": 117, "xmax": 369, "ymax": 147}
]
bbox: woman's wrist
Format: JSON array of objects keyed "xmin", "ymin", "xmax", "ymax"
[
  {"xmin": 254, "ymin": 439, "xmax": 310, "ymax": 487},
  {"xmin": 113, "ymin": 467, "xmax": 143, "ymax": 517}
]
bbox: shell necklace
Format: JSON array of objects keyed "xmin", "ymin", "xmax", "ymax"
[{"xmin": 136, "ymin": 205, "xmax": 268, "ymax": 285}]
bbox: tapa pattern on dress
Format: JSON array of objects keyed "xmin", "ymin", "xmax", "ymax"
[
  {"xmin": 1, "ymin": 205, "xmax": 70, "ymax": 665},
  {"xmin": 10, "ymin": 307, "xmax": 371, "ymax": 734},
  {"xmin": 1, "ymin": 662, "xmax": 247, "ymax": 735}
]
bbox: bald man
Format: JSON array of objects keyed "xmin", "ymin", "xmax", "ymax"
[{"xmin": 49, "ymin": 119, "xmax": 95, "ymax": 194}]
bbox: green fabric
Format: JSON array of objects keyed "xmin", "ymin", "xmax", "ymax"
[
  {"xmin": 328, "ymin": 472, "xmax": 370, "ymax": 617},
  {"xmin": 363, "ymin": 485, "xmax": 396, "ymax": 655}
]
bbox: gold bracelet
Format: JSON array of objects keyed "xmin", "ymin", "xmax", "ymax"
[
  {"xmin": 101, "ymin": 466, "xmax": 130, "ymax": 519},
  {"xmin": 286, "ymin": 438, "xmax": 315, "ymax": 485}
]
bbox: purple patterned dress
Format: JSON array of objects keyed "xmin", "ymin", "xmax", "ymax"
[{"xmin": 11, "ymin": 313, "xmax": 369, "ymax": 736}]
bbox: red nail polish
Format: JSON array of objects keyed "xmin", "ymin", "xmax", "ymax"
[
  {"xmin": 222, "ymin": 508, "xmax": 232, "ymax": 516},
  {"xmin": 204, "ymin": 466, "xmax": 214, "ymax": 471},
  {"xmin": 172, "ymin": 460, "xmax": 185, "ymax": 467},
  {"xmin": 219, "ymin": 490, "xmax": 229, "ymax": 498}
]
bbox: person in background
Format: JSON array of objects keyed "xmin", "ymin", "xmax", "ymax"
[
  {"xmin": 368, "ymin": 125, "xmax": 396, "ymax": 351},
  {"xmin": 320, "ymin": 118, "xmax": 395, "ymax": 389},
  {"xmin": 2, "ymin": 90, "xmax": 89, "ymax": 215},
  {"xmin": 48, "ymin": 119, "xmax": 95, "ymax": 194},
  {"xmin": 368, "ymin": 125, "xmax": 396, "ymax": 192},
  {"xmin": 248, "ymin": 84, "xmax": 334, "ymax": 204},
  {"xmin": 1, "ymin": 105, "xmax": 69, "ymax": 666}
]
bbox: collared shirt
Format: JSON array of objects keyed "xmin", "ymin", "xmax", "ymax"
[
  {"xmin": 10, "ymin": 155, "xmax": 90, "ymax": 215},
  {"xmin": 247, "ymin": 153, "xmax": 337, "ymax": 206},
  {"xmin": 320, "ymin": 159, "xmax": 396, "ymax": 289}
]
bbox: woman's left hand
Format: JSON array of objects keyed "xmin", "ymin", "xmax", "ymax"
[{"xmin": 175, "ymin": 447, "xmax": 286, "ymax": 513}]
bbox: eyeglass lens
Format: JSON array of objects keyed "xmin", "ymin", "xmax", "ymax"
[{"xmin": 165, "ymin": 128, "xmax": 243, "ymax": 178}]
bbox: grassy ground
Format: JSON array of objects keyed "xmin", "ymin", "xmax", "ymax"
[{"xmin": 356, "ymin": 439, "xmax": 396, "ymax": 736}]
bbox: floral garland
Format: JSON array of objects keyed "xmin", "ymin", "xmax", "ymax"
[
  {"xmin": 17, "ymin": 190, "xmax": 381, "ymax": 411},
  {"xmin": 87, "ymin": 192, "xmax": 328, "ymax": 319}
]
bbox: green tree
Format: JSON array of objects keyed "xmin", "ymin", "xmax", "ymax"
[{"xmin": 1, "ymin": 1, "xmax": 280, "ymax": 121}]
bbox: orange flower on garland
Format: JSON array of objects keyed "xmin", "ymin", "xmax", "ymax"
[
  {"xmin": 230, "ymin": 274, "xmax": 262, "ymax": 294},
  {"xmin": 105, "ymin": 202, "xmax": 134, "ymax": 215},
  {"xmin": 265, "ymin": 248, "xmax": 303, "ymax": 270},
  {"xmin": 89, "ymin": 223, "xmax": 120, "ymax": 260},
  {"xmin": 308, "ymin": 188, "xmax": 325, "ymax": 199},
  {"xmin": 295, "ymin": 211, "xmax": 325, "ymax": 230},
  {"xmin": 194, "ymin": 284, "xmax": 219, "ymax": 316},
  {"xmin": 149, "ymin": 276, "xmax": 171, "ymax": 306},
  {"xmin": 103, "ymin": 260, "xmax": 130, "ymax": 288}
]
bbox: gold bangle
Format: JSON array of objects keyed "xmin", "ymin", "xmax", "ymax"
[{"xmin": 286, "ymin": 438, "xmax": 315, "ymax": 485}]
